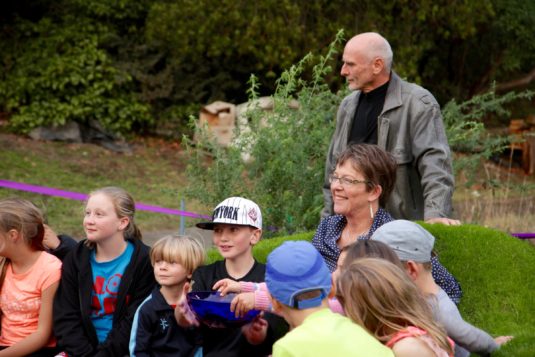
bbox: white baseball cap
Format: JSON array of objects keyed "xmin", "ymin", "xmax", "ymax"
[{"xmin": 196, "ymin": 197, "xmax": 262, "ymax": 230}]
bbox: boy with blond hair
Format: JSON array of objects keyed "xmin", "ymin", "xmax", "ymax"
[{"xmin": 130, "ymin": 235, "xmax": 205, "ymax": 357}]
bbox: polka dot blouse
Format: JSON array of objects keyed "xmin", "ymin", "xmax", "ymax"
[{"xmin": 312, "ymin": 208, "xmax": 463, "ymax": 304}]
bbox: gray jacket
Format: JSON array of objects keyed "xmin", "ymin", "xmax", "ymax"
[{"xmin": 322, "ymin": 72, "xmax": 454, "ymax": 220}]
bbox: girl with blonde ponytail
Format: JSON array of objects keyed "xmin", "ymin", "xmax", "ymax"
[{"xmin": 53, "ymin": 187, "xmax": 155, "ymax": 356}]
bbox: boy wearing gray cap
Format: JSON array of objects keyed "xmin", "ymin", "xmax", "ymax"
[
  {"xmin": 265, "ymin": 240, "xmax": 393, "ymax": 357},
  {"xmin": 372, "ymin": 220, "xmax": 513, "ymax": 357}
]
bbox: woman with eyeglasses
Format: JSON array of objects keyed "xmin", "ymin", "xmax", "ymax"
[{"xmin": 312, "ymin": 143, "xmax": 463, "ymax": 304}]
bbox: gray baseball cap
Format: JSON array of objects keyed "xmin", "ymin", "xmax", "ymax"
[{"xmin": 372, "ymin": 220, "xmax": 434, "ymax": 263}]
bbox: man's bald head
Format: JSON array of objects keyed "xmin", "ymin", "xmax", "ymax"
[
  {"xmin": 346, "ymin": 32, "xmax": 393, "ymax": 72},
  {"xmin": 340, "ymin": 32, "xmax": 393, "ymax": 92}
]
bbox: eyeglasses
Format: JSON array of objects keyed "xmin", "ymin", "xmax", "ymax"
[{"xmin": 329, "ymin": 174, "xmax": 370, "ymax": 187}]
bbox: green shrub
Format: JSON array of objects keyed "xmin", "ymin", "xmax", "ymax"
[
  {"xmin": 442, "ymin": 86, "xmax": 533, "ymax": 187},
  {"xmin": 206, "ymin": 225, "xmax": 535, "ymax": 356},
  {"xmin": 184, "ymin": 30, "xmax": 532, "ymax": 236},
  {"xmin": 0, "ymin": 18, "xmax": 152, "ymax": 135},
  {"xmin": 183, "ymin": 31, "xmax": 345, "ymax": 236}
]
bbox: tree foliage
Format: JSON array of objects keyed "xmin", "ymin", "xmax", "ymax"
[
  {"xmin": 184, "ymin": 31, "xmax": 533, "ymax": 235},
  {"xmin": 0, "ymin": 0, "xmax": 533, "ymax": 135}
]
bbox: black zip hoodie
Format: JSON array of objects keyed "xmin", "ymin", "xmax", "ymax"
[{"xmin": 53, "ymin": 238, "xmax": 155, "ymax": 357}]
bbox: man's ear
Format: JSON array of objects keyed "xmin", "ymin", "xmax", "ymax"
[
  {"xmin": 249, "ymin": 228, "xmax": 262, "ymax": 246},
  {"xmin": 372, "ymin": 57, "xmax": 385, "ymax": 75}
]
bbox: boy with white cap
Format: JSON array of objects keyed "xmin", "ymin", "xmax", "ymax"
[
  {"xmin": 175, "ymin": 197, "xmax": 286, "ymax": 357},
  {"xmin": 372, "ymin": 220, "xmax": 513, "ymax": 357},
  {"xmin": 265, "ymin": 240, "xmax": 394, "ymax": 357}
]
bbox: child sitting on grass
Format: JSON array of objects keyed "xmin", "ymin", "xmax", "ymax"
[
  {"xmin": 265, "ymin": 240, "xmax": 394, "ymax": 357},
  {"xmin": 372, "ymin": 220, "xmax": 513, "ymax": 357},
  {"xmin": 53, "ymin": 187, "xmax": 155, "ymax": 356},
  {"xmin": 337, "ymin": 258, "xmax": 454, "ymax": 357},
  {"xmin": 130, "ymin": 235, "xmax": 205, "ymax": 357},
  {"xmin": 0, "ymin": 198, "xmax": 62, "ymax": 357},
  {"xmin": 175, "ymin": 197, "xmax": 287, "ymax": 357}
]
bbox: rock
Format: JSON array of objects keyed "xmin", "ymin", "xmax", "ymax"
[{"xmin": 28, "ymin": 121, "xmax": 82, "ymax": 142}]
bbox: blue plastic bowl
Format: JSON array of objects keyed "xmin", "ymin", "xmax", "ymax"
[{"xmin": 187, "ymin": 291, "xmax": 261, "ymax": 327}]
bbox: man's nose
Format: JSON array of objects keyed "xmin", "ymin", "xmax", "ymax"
[{"xmin": 340, "ymin": 63, "xmax": 348, "ymax": 76}]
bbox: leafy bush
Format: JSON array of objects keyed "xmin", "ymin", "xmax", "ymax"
[
  {"xmin": 184, "ymin": 30, "xmax": 533, "ymax": 236},
  {"xmin": 442, "ymin": 86, "xmax": 533, "ymax": 186},
  {"xmin": 0, "ymin": 17, "xmax": 152, "ymax": 135},
  {"xmin": 184, "ymin": 31, "xmax": 345, "ymax": 235}
]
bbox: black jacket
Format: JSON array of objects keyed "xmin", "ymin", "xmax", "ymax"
[
  {"xmin": 53, "ymin": 238, "xmax": 156, "ymax": 357},
  {"xmin": 130, "ymin": 286, "xmax": 199, "ymax": 357}
]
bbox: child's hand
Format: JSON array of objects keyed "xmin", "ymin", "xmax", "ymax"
[
  {"xmin": 43, "ymin": 224, "xmax": 61, "ymax": 250},
  {"xmin": 242, "ymin": 314, "xmax": 268, "ymax": 345},
  {"xmin": 174, "ymin": 282, "xmax": 199, "ymax": 327},
  {"xmin": 213, "ymin": 278, "xmax": 241, "ymax": 296},
  {"xmin": 231, "ymin": 292, "xmax": 255, "ymax": 318},
  {"xmin": 495, "ymin": 335, "xmax": 514, "ymax": 346}
]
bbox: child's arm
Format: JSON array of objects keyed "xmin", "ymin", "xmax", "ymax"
[
  {"xmin": 43, "ymin": 225, "xmax": 77, "ymax": 261},
  {"xmin": 438, "ymin": 296, "xmax": 501, "ymax": 354},
  {"xmin": 129, "ymin": 300, "xmax": 154, "ymax": 357},
  {"xmin": 213, "ymin": 279, "xmax": 268, "ymax": 296},
  {"xmin": 0, "ymin": 282, "xmax": 59, "ymax": 357},
  {"xmin": 231, "ymin": 291, "xmax": 273, "ymax": 317},
  {"xmin": 174, "ymin": 282, "xmax": 200, "ymax": 327}
]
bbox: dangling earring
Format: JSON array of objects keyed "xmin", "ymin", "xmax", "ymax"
[{"xmin": 369, "ymin": 201, "xmax": 374, "ymax": 220}]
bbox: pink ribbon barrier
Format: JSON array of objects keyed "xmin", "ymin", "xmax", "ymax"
[
  {"xmin": 511, "ymin": 233, "xmax": 535, "ymax": 239},
  {"xmin": 0, "ymin": 179, "xmax": 211, "ymax": 220}
]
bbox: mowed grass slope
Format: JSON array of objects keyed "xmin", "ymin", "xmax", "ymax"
[
  {"xmin": 206, "ymin": 225, "xmax": 535, "ymax": 356},
  {"xmin": 0, "ymin": 133, "xmax": 208, "ymax": 237}
]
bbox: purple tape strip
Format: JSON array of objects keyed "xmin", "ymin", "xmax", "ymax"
[
  {"xmin": 0, "ymin": 179, "xmax": 211, "ymax": 220},
  {"xmin": 511, "ymin": 233, "xmax": 535, "ymax": 239}
]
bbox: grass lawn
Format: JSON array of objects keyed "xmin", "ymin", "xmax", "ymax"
[
  {"xmin": 208, "ymin": 225, "xmax": 535, "ymax": 356},
  {"xmin": 0, "ymin": 133, "xmax": 209, "ymax": 237}
]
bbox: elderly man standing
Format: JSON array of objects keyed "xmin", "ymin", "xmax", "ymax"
[{"xmin": 322, "ymin": 32, "xmax": 459, "ymax": 225}]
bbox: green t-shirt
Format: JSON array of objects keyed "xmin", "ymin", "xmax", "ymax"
[{"xmin": 273, "ymin": 308, "xmax": 394, "ymax": 357}]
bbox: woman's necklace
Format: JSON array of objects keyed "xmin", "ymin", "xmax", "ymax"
[{"xmin": 341, "ymin": 226, "xmax": 370, "ymax": 247}]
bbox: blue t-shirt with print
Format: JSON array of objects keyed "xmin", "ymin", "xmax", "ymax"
[{"xmin": 90, "ymin": 241, "xmax": 134, "ymax": 343}]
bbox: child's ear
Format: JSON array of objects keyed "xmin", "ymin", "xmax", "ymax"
[
  {"xmin": 118, "ymin": 217, "xmax": 130, "ymax": 231},
  {"xmin": 249, "ymin": 228, "xmax": 262, "ymax": 246},
  {"xmin": 7, "ymin": 229, "xmax": 20, "ymax": 243},
  {"xmin": 328, "ymin": 280, "xmax": 336, "ymax": 299},
  {"xmin": 405, "ymin": 261, "xmax": 419, "ymax": 281}
]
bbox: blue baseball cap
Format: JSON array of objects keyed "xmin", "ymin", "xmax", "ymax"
[{"xmin": 265, "ymin": 241, "xmax": 331, "ymax": 310}]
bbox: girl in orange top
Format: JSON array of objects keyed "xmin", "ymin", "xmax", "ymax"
[{"xmin": 0, "ymin": 198, "xmax": 62, "ymax": 357}]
